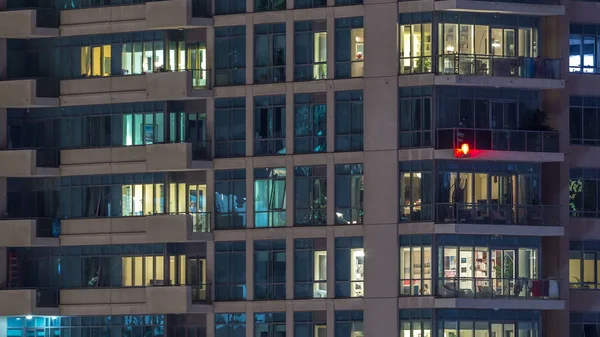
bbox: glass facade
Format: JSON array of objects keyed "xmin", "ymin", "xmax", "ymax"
[
  {"xmin": 399, "ymin": 160, "xmax": 433, "ymax": 222},
  {"xmin": 254, "ymin": 313, "xmax": 285, "ymax": 337},
  {"xmin": 215, "ymin": 241, "xmax": 246, "ymax": 301},
  {"xmin": 570, "ymin": 23, "xmax": 600, "ymax": 73},
  {"xmin": 569, "ymin": 241, "xmax": 600, "ymax": 289},
  {"xmin": 254, "ymin": 95, "xmax": 286, "ymax": 156},
  {"xmin": 254, "ymin": 23, "xmax": 286, "ymax": 84},
  {"xmin": 294, "ymin": 312, "xmax": 326, "ymax": 337},
  {"xmin": 399, "ymin": 86, "xmax": 432, "ymax": 148},
  {"xmin": 254, "ymin": 240, "xmax": 286, "ymax": 300},
  {"xmin": 214, "ymin": 97, "xmax": 246, "ymax": 158},
  {"xmin": 400, "ymin": 309, "xmax": 432, "ymax": 337},
  {"xmin": 571, "ymin": 312, "xmax": 600, "ymax": 337},
  {"xmin": 570, "ymin": 96, "xmax": 600, "ymax": 146},
  {"xmin": 214, "ymin": 26, "xmax": 246, "ymax": 86},
  {"xmin": 334, "ymin": 311, "xmax": 363, "ymax": 337},
  {"xmin": 214, "ymin": 169, "xmax": 247, "ymax": 230},
  {"xmin": 437, "ymin": 310, "xmax": 540, "ymax": 337},
  {"xmin": 254, "ymin": 168, "xmax": 287, "ymax": 228},
  {"xmin": 334, "ymin": 237, "xmax": 364, "ymax": 298},
  {"xmin": 569, "ymin": 168, "xmax": 600, "ymax": 218},
  {"xmin": 335, "ymin": 17, "xmax": 364, "ymax": 79},
  {"xmin": 399, "ymin": 13, "xmax": 433, "ymax": 74},
  {"xmin": 400, "ymin": 235, "xmax": 433, "ymax": 296},
  {"xmin": 216, "ymin": 314, "xmax": 246, "ymax": 337},
  {"xmin": 294, "ymin": 239, "xmax": 327, "ymax": 299},
  {"xmin": 335, "ymin": 164, "xmax": 363, "ymax": 225},
  {"xmin": 294, "ymin": 93, "xmax": 327, "ymax": 154},
  {"xmin": 214, "ymin": 0, "xmax": 246, "ymax": 15},
  {"xmin": 294, "ymin": 20, "xmax": 327, "ymax": 81},
  {"xmin": 335, "ymin": 90, "xmax": 363, "ymax": 152},
  {"xmin": 294, "ymin": 165, "xmax": 327, "ymax": 226}
]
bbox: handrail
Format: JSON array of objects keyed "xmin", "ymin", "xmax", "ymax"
[{"xmin": 436, "ymin": 128, "xmax": 560, "ymax": 153}]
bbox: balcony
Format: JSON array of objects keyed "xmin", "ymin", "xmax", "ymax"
[
  {"xmin": 435, "ymin": 128, "xmax": 565, "ymax": 162},
  {"xmin": 435, "ymin": 203, "xmax": 564, "ymax": 236},
  {"xmin": 59, "ymin": 70, "xmax": 211, "ymax": 106},
  {"xmin": 435, "ymin": 55, "xmax": 564, "ymax": 90},
  {"xmin": 59, "ymin": 0, "xmax": 211, "ymax": 37},
  {"xmin": 435, "ymin": 278, "xmax": 564, "ymax": 310},
  {"xmin": 0, "ymin": 218, "xmax": 60, "ymax": 246},
  {"xmin": 59, "ymin": 285, "xmax": 210, "ymax": 315},
  {"xmin": 0, "ymin": 79, "xmax": 59, "ymax": 108},
  {"xmin": 0, "ymin": 148, "xmax": 60, "ymax": 177},
  {"xmin": 0, "ymin": 8, "xmax": 59, "ymax": 38},
  {"xmin": 60, "ymin": 141, "xmax": 212, "ymax": 176},
  {"xmin": 60, "ymin": 212, "xmax": 211, "ymax": 245},
  {"xmin": 433, "ymin": 0, "xmax": 564, "ymax": 16},
  {"xmin": 0, "ymin": 288, "xmax": 59, "ymax": 316}
]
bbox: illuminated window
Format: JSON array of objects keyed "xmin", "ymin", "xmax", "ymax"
[
  {"xmin": 400, "ymin": 235, "xmax": 432, "ymax": 296},
  {"xmin": 335, "ymin": 17, "xmax": 364, "ymax": 79},
  {"xmin": 81, "ymin": 45, "xmax": 111, "ymax": 77}
]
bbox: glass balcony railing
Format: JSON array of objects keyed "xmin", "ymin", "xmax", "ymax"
[
  {"xmin": 437, "ymin": 278, "xmax": 560, "ymax": 299},
  {"xmin": 438, "ymin": 54, "xmax": 562, "ymax": 80},
  {"xmin": 36, "ymin": 288, "xmax": 60, "ymax": 307},
  {"xmin": 436, "ymin": 203, "xmax": 560, "ymax": 226},
  {"xmin": 436, "ymin": 128, "xmax": 560, "ymax": 153},
  {"xmin": 169, "ymin": 212, "xmax": 211, "ymax": 232},
  {"xmin": 191, "ymin": 141, "xmax": 212, "ymax": 160},
  {"xmin": 191, "ymin": 284, "xmax": 211, "ymax": 303},
  {"xmin": 36, "ymin": 218, "xmax": 61, "ymax": 237}
]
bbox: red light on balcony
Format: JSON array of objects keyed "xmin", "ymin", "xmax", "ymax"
[{"xmin": 455, "ymin": 143, "xmax": 471, "ymax": 158}]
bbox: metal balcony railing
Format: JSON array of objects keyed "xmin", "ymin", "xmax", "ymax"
[
  {"xmin": 436, "ymin": 128, "xmax": 560, "ymax": 153},
  {"xmin": 438, "ymin": 54, "xmax": 562, "ymax": 80},
  {"xmin": 436, "ymin": 203, "xmax": 561, "ymax": 226}
]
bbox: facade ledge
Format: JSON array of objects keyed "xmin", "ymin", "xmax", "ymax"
[
  {"xmin": 0, "ymin": 9, "xmax": 59, "ymax": 39},
  {"xmin": 434, "ymin": 74, "xmax": 565, "ymax": 90},
  {"xmin": 433, "ymin": 149, "xmax": 564, "ymax": 163},
  {"xmin": 434, "ymin": 223, "xmax": 564, "ymax": 236},
  {"xmin": 0, "ymin": 289, "xmax": 59, "ymax": 316},
  {"xmin": 434, "ymin": 0, "xmax": 565, "ymax": 16},
  {"xmin": 0, "ymin": 149, "xmax": 60, "ymax": 177},
  {"xmin": 434, "ymin": 298, "xmax": 565, "ymax": 310},
  {"xmin": 0, "ymin": 219, "xmax": 59, "ymax": 247}
]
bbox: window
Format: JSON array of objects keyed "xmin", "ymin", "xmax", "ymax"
[
  {"xmin": 437, "ymin": 13, "xmax": 540, "ymax": 78},
  {"xmin": 254, "ymin": 240, "xmax": 286, "ymax": 300},
  {"xmin": 437, "ymin": 235, "xmax": 540, "ymax": 299},
  {"xmin": 335, "ymin": 164, "xmax": 363, "ymax": 225},
  {"xmin": 81, "ymin": 45, "xmax": 111, "ymax": 77},
  {"xmin": 215, "ymin": 169, "xmax": 247, "ymax": 230},
  {"xmin": 215, "ymin": 97, "xmax": 246, "ymax": 158},
  {"xmin": 400, "ymin": 235, "xmax": 432, "ymax": 296},
  {"xmin": 215, "ymin": 0, "xmax": 246, "ymax": 15},
  {"xmin": 438, "ymin": 309, "xmax": 539, "ymax": 337},
  {"xmin": 569, "ymin": 168, "xmax": 600, "ymax": 218},
  {"xmin": 334, "ymin": 311, "xmax": 363, "ymax": 337},
  {"xmin": 399, "ymin": 86, "xmax": 432, "ymax": 148},
  {"xmin": 294, "ymin": 93, "xmax": 327, "ymax": 154},
  {"xmin": 122, "ymin": 111, "xmax": 166, "ymax": 146},
  {"xmin": 295, "ymin": 239, "xmax": 327, "ymax": 298},
  {"xmin": 215, "ymin": 242, "xmax": 247, "ymax": 301},
  {"xmin": 255, "ymin": 168, "xmax": 287, "ymax": 227},
  {"xmin": 215, "ymin": 26, "xmax": 246, "ymax": 86},
  {"xmin": 335, "ymin": 17, "xmax": 364, "ymax": 78},
  {"xmin": 121, "ymin": 41, "xmax": 165, "ymax": 75},
  {"xmin": 571, "ymin": 312, "xmax": 600, "ymax": 337},
  {"xmin": 294, "ymin": 165, "xmax": 327, "ymax": 226},
  {"xmin": 399, "ymin": 14, "xmax": 432, "ymax": 74},
  {"xmin": 295, "ymin": 312, "xmax": 326, "ymax": 337},
  {"xmin": 295, "ymin": 20, "xmax": 327, "ymax": 81},
  {"xmin": 295, "ymin": 0, "xmax": 325, "ymax": 8},
  {"xmin": 255, "ymin": 313, "xmax": 285, "ymax": 337},
  {"xmin": 254, "ymin": 95, "xmax": 286, "ymax": 156},
  {"xmin": 400, "ymin": 309, "xmax": 432, "ymax": 337},
  {"xmin": 570, "ymin": 96, "xmax": 600, "ymax": 146},
  {"xmin": 569, "ymin": 241, "xmax": 600, "ymax": 289},
  {"xmin": 399, "ymin": 160, "xmax": 433, "ymax": 222},
  {"xmin": 335, "ymin": 237, "xmax": 364, "ymax": 298},
  {"xmin": 335, "ymin": 90, "xmax": 363, "ymax": 152},
  {"xmin": 335, "ymin": 0, "xmax": 361, "ymax": 6},
  {"xmin": 254, "ymin": 23, "xmax": 286, "ymax": 84},
  {"xmin": 569, "ymin": 24, "xmax": 600, "ymax": 73},
  {"xmin": 216, "ymin": 314, "xmax": 246, "ymax": 337},
  {"xmin": 254, "ymin": 0, "xmax": 285, "ymax": 11}
]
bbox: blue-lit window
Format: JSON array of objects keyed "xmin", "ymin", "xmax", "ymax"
[
  {"xmin": 215, "ymin": 26, "xmax": 246, "ymax": 86},
  {"xmin": 254, "ymin": 167, "xmax": 287, "ymax": 228},
  {"xmin": 216, "ymin": 314, "xmax": 246, "ymax": 337},
  {"xmin": 335, "ymin": 90, "xmax": 363, "ymax": 152},
  {"xmin": 254, "ymin": 240, "xmax": 286, "ymax": 300},
  {"xmin": 215, "ymin": 97, "xmax": 246, "ymax": 158},
  {"xmin": 335, "ymin": 164, "xmax": 363, "ymax": 225},
  {"xmin": 569, "ymin": 24, "xmax": 600, "ymax": 73},
  {"xmin": 254, "ymin": 23, "xmax": 286, "ymax": 84},
  {"xmin": 294, "ymin": 239, "xmax": 327, "ymax": 299},
  {"xmin": 215, "ymin": 242, "xmax": 247, "ymax": 301},
  {"xmin": 215, "ymin": 0, "xmax": 246, "ymax": 15},
  {"xmin": 294, "ymin": 312, "xmax": 326, "ymax": 337},
  {"xmin": 294, "ymin": 166, "xmax": 327, "ymax": 226},
  {"xmin": 334, "ymin": 311, "xmax": 363, "ymax": 337},
  {"xmin": 334, "ymin": 237, "xmax": 364, "ymax": 298},
  {"xmin": 334, "ymin": 17, "xmax": 363, "ymax": 78},
  {"xmin": 294, "ymin": 20, "xmax": 327, "ymax": 81},
  {"xmin": 254, "ymin": 95, "xmax": 286, "ymax": 156},
  {"xmin": 294, "ymin": 93, "xmax": 327, "ymax": 154},
  {"xmin": 254, "ymin": 313, "xmax": 285, "ymax": 337},
  {"xmin": 215, "ymin": 169, "xmax": 247, "ymax": 229}
]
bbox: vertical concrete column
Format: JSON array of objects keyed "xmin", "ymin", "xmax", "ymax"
[
  {"xmin": 206, "ymin": 313, "xmax": 215, "ymax": 337},
  {"xmin": 246, "ymin": 159, "xmax": 255, "ymax": 228},
  {"xmin": 245, "ymin": 305, "xmax": 254, "ymax": 337},
  {"xmin": 286, "ymin": 224, "xmax": 295, "ymax": 299},
  {"xmin": 326, "ymin": 9, "xmax": 335, "ymax": 80},
  {"xmin": 246, "ymin": 234, "xmax": 255, "ymax": 300},
  {"xmin": 286, "ymin": 309, "xmax": 294, "ymax": 337},
  {"xmin": 246, "ymin": 16, "xmax": 255, "ymax": 84},
  {"xmin": 0, "ymin": 317, "xmax": 7, "ymax": 337},
  {"xmin": 326, "ymin": 300, "xmax": 335, "ymax": 337},
  {"xmin": 286, "ymin": 13, "xmax": 295, "ymax": 84},
  {"xmin": 361, "ymin": 1, "xmax": 399, "ymax": 336}
]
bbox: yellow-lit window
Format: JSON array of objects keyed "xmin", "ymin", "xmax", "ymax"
[
  {"xmin": 134, "ymin": 256, "xmax": 143, "ymax": 286},
  {"xmin": 170, "ymin": 256, "xmax": 177, "ymax": 285},
  {"xmin": 350, "ymin": 28, "xmax": 364, "ymax": 78},
  {"xmin": 145, "ymin": 256, "xmax": 155, "ymax": 286},
  {"xmin": 81, "ymin": 46, "xmax": 91, "ymax": 76},
  {"xmin": 169, "ymin": 183, "xmax": 177, "ymax": 213},
  {"xmin": 313, "ymin": 32, "xmax": 327, "ymax": 80},
  {"xmin": 102, "ymin": 45, "xmax": 111, "ymax": 76},
  {"xmin": 155, "ymin": 184, "xmax": 164, "ymax": 214},
  {"xmin": 122, "ymin": 257, "xmax": 133, "ymax": 286},
  {"xmin": 134, "ymin": 184, "xmax": 143, "ymax": 215},
  {"xmin": 92, "ymin": 46, "xmax": 102, "ymax": 77},
  {"xmin": 584, "ymin": 253, "xmax": 595, "ymax": 284},
  {"xmin": 569, "ymin": 252, "xmax": 581, "ymax": 286},
  {"xmin": 178, "ymin": 183, "xmax": 186, "ymax": 213},
  {"xmin": 180, "ymin": 255, "xmax": 187, "ymax": 285},
  {"xmin": 155, "ymin": 256, "xmax": 164, "ymax": 284},
  {"xmin": 144, "ymin": 184, "xmax": 154, "ymax": 215}
]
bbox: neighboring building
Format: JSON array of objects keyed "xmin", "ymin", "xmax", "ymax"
[{"xmin": 2, "ymin": 0, "xmax": 596, "ymax": 336}]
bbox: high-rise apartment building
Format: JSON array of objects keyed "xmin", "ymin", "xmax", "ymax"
[{"xmin": 0, "ymin": 0, "xmax": 594, "ymax": 335}]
